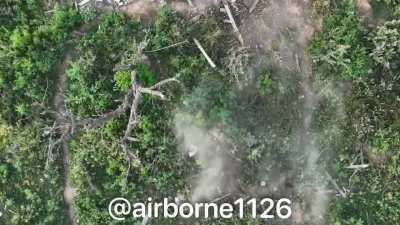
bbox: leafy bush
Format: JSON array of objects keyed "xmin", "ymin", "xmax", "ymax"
[
  {"xmin": 67, "ymin": 12, "xmax": 142, "ymax": 117},
  {"xmin": 0, "ymin": 122, "xmax": 67, "ymax": 225},
  {"xmin": 310, "ymin": 1, "xmax": 370, "ymax": 79},
  {"xmin": 258, "ymin": 70, "xmax": 273, "ymax": 96},
  {"xmin": 370, "ymin": 19, "xmax": 400, "ymax": 67},
  {"xmin": 0, "ymin": 6, "xmax": 81, "ymax": 122},
  {"xmin": 310, "ymin": 1, "xmax": 400, "ymax": 223}
]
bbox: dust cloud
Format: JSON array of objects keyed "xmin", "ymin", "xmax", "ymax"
[
  {"xmin": 173, "ymin": 0, "xmax": 345, "ymax": 224},
  {"xmin": 241, "ymin": 0, "xmax": 319, "ymax": 70},
  {"xmin": 240, "ymin": 0, "xmax": 343, "ymax": 223},
  {"xmin": 174, "ymin": 113, "xmax": 238, "ymax": 202}
]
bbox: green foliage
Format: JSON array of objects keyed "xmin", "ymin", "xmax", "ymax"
[
  {"xmin": 151, "ymin": 8, "xmax": 187, "ymax": 51},
  {"xmin": 0, "ymin": 0, "xmax": 44, "ymax": 29},
  {"xmin": 183, "ymin": 73, "xmax": 234, "ymax": 125},
  {"xmin": 374, "ymin": 0, "xmax": 400, "ymax": 4},
  {"xmin": 113, "ymin": 62, "xmax": 156, "ymax": 93},
  {"xmin": 0, "ymin": 122, "xmax": 67, "ymax": 225},
  {"xmin": 0, "ymin": 6, "xmax": 81, "ymax": 122},
  {"xmin": 149, "ymin": 9, "xmax": 228, "ymax": 89},
  {"xmin": 114, "ymin": 70, "xmax": 131, "ymax": 91},
  {"xmin": 67, "ymin": 12, "xmax": 142, "ymax": 117},
  {"xmin": 136, "ymin": 63, "xmax": 156, "ymax": 86},
  {"xmin": 61, "ymin": 9, "xmax": 250, "ymax": 225},
  {"xmin": 258, "ymin": 70, "xmax": 273, "ymax": 96},
  {"xmin": 70, "ymin": 110, "xmax": 193, "ymax": 224},
  {"xmin": 371, "ymin": 129, "xmax": 391, "ymax": 154},
  {"xmin": 2, "ymin": 1, "xmax": 400, "ymax": 225},
  {"xmin": 310, "ymin": 0, "xmax": 370, "ymax": 79},
  {"xmin": 370, "ymin": 19, "xmax": 400, "ymax": 66},
  {"xmin": 310, "ymin": 1, "xmax": 400, "ymax": 223}
]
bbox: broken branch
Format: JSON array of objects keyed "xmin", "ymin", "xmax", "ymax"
[
  {"xmin": 222, "ymin": 1, "xmax": 244, "ymax": 45},
  {"xmin": 325, "ymin": 171, "xmax": 347, "ymax": 198},
  {"xmin": 193, "ymin": 38, "xmax": 216, "ymax": 68},
  {"xmin": 79, "ymin": 89, "xmax": 133, "ymax": 129},
  {"xmin": 186, "ymin": 0, "xmax": 194, "ymax": 7},
  {"xmin": 147, "ymin": 75, "xmax": 180, "ymax": 90},
  {"xmin": 249, "ymin": 0, "xmax": 260, "ymax": 13},
  {"xmin": 145, "ymin": 40, "xmax": 189, "ymax": 53},
  {"xmin": 140, "ymin": 89, "xmax": 167, "ymax": 100},
  {"xmin": 345, "ymin": 164, "xmax": 370, "ymax": 169},
  {"xmin": 78, "ymin": 0, "xmax": 91, "ymax": 7}
]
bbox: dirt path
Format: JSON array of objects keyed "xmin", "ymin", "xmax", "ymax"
[
  {"xmin": 53, "ymin": 49, "xmax": 77, "ymax": 225},
  {"xmin": 119, "ymin": 0, "xmax": 219, "ymax": 20}
]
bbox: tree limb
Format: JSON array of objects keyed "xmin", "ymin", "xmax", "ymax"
[
  {"xmin": 325, "ymin": 171, "xmax": 347, "ymax": 198},
  {"xmin": 140, "ymin": 89, "xmax": 167, "ymax": 100},
  {"xmin": 345, "ymin": 164, "xmax": 369, "ymax": 169},
  {"xmin": 147, "ymin": 75, "xmax": 181, "ymax": 90},
  {"xmin": 222, "ymin": 0, "xmax": 244, "ymax": 45},
  {"xmin": 249, "ymin": 0, "xmax": 260, "ymax": 13},
  {"xmin": 193, "ymin": 38, "xmax": 216, "ymax": 68},
  {"xmin": 79, "ymin": 89, "xmax": 134, "ymax": 129},
  {"xmin": 145, "ymin": 40, "xmax": 189, "ymax": 53}
]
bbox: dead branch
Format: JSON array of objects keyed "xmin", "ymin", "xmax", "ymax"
[
  {"xmin": 119, "ymin": 71, "xmax": 142, "ymax": 165},
  {"xmin": 193, "ymin": 38, "xmax": 216, "ymax": 68},
  {"xmin": 120, "ymin": 70, "xmax": 180, "ymax": 164},
  {"xmin": 222, "ymin": 0, "xmax": 244, "ymax": 45},
  {"xmin": 122, "ymin": 71, "xmax": 141, "ymax": 142},
  {"xmin": 325, "ymin": 171, "xmax": 347, "ymax": 198},
  {"xmin": 126, "ymin": 137, "xmax": 139, "ymax": 142},
  {"xmin": 210, "ymin": 193, "xmax": 231, "ymax": 203},
  {"xmin": 79, "ymin": 72, "xmax": 179, "ymax": 130},
  {"xmin": 186, "ymin": 0, "xmax": 194, "ymax": 7},
  {"xmin": 78, "ymin": 0, "xmax": 91, "ymax": 6},
  {"xmin": 345, "ymin": 164, "xmax": 369, "ymax": 169},
  {"xmin": 79, "ymin": 89, "xmax": 134, "ymax": 129},
  {"xmin": 145, "ymin": 40, "xmax": 189, "ymax": 53},
  {"xmin": 224, "ymin": 19, "xmax": 232, "ymax": 24},
  {"xmin": 140, "ymin": 89, "xmax": 167, "ymax": 100},
  {"xmin": 249, "ymin": 0, "xmax": 260, "ymax": 13},
  {"xmin": 147, "ymin": 75, "xmax": 181, "ymax": 90},
  {"xmin": 72, "ymin": 61, "xmax": 180, "ymax": 166}
]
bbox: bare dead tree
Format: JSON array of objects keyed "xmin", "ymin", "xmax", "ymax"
[
  {"xmin": 56, "ymin": 38, "xmax": 181, "ymax": 166},
  {"xmin": 119, "ymin": 69, "xmax": 180, "ymax": 165}
]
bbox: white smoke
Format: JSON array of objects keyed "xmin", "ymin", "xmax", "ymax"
[
  {"xmin": 174, "ymin": 113, "xmax": 233, "ymax": 202},
  {"xmin": 240, "ymin": 0, "xmax": 337, "ymax": 223},
  {"xmin": 171, "ymin": 0, "xmax": 346, "ymax": 223}
]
